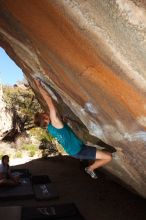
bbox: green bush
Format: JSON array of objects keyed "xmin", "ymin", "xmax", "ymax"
[
  {"xmin": 15, "ymin": 151, "xmax": 23, "ymax": 158},
  {"xmin": 29, "ymin": 127, "xmax": 53, "ymax": 142},
  {"xmin": 22, "ymin": 144, "xmax": 37, "ymax": 151},
  {"xmin": 29, "ymin": 150, "xmax": 36, "ymax": 157},
  {"xmin": 21, "ymin": 144, "xmax": 39, "ymax": 157}
]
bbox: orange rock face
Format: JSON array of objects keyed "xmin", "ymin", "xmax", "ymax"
[{"xmin": 0, "ymin": 0, "xmax": 146, "ymax": 197}]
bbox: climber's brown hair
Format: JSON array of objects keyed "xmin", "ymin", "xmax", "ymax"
[{"xmin": 34, "ymin": 112, "xmax": 50, "ymax": 127}]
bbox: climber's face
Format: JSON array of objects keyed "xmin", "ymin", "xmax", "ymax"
[{"xmin": 41, "ymin": 113, "xmax": 50, "ymax": 127}]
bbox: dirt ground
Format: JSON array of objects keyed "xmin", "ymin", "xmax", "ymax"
[{"xmin": 0, "ymin": 155, "xmax": 146, "ymax": 220}]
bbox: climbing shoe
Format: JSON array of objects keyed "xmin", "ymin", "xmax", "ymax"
[{"xmin": 85, "ymin": 167, "xmax": 98, "ymax": 179}]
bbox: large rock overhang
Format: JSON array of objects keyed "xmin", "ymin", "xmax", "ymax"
[{"xmin": 0, "ymin": 0, "xmax": 146, "ymax": 197}]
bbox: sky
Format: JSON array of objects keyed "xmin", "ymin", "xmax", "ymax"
[{"xmin": 0, "ymin": 47, "xmax": 24, "ymax": 85}]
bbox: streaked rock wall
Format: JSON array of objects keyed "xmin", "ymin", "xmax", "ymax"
[{"xmin": 0, "ymin": 0, "xmax": 146, "ymax": 197}]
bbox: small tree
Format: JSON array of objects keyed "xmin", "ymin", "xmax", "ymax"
[{"xmin": 2, "ymin": 83, "xmax": 42, "ymax": 141}]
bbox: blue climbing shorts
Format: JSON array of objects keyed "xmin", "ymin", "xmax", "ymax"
[{"xmin": 72, "ymin": 145, "xmax": 96, "ymax": 160}]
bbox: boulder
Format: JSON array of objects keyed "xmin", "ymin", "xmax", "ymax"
[{"xmin": 0, "ymin": 0, "xmax": 146, "ymax": 197}]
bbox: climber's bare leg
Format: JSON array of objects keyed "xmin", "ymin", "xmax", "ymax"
[{"xmin": 87, "ymin": 150, "xmax": 112, "ymax": 171}]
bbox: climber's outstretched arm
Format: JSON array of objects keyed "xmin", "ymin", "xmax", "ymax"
[{"xmin": 34, "ymin": 79, "xmax": 63, "ymax": 128}]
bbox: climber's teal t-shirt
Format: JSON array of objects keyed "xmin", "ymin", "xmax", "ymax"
[{"xmin": 47, "ymin": 123, "xmax": 83, "ymax": 155}]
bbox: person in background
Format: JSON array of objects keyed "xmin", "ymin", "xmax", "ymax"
[
  {"xmin": 0, "ymin": 155, "xmax": 20, "ymax": 186},
  {"xmin": 34, "ymin": 79, "xmax": 112, "ymax": 179}
]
